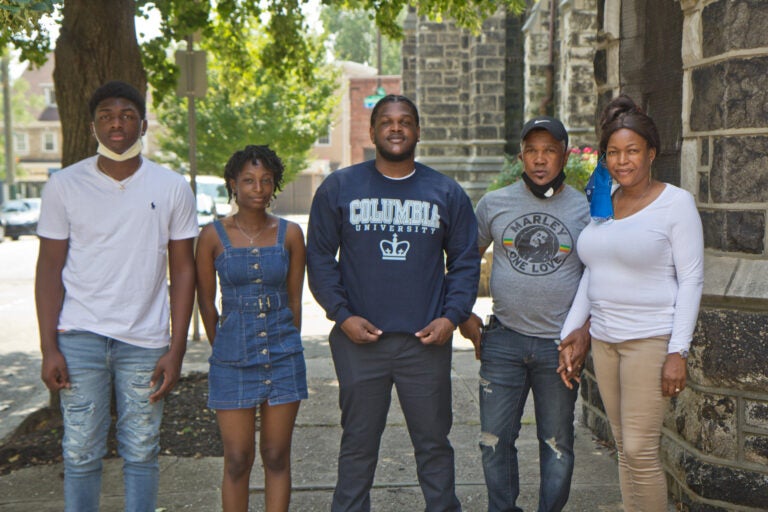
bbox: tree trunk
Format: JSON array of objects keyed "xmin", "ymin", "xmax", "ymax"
[{"xmin": 53, "ymin": 0, "xmax": 146, "ymax": 167}]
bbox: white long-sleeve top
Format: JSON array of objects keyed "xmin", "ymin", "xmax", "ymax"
[{"xmin": 560, "ymin": 184, "xmax": 704, "ymax": 354}]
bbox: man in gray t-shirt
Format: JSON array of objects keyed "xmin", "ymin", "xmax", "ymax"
[{"xmin": 460, "ymin": 116, "xmax": 591, "ymax": 512}]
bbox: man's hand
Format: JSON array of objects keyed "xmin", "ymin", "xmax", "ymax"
[
  {"xmin": 415, "ymin": 317, "xmax": 455, "ymax": 346},
  {"xmin": 557, "ymin": 321, "xmax": 591, "ymax": 389},
  {"xmin": 662, "ymin": 353, "xmax": 687, "ymax": 397},
  {"xmin": 149, "ymin": 351, "xmax": 184, "ymax": 403},
  {"xmin": 41, "ymin": 349, "xmax": 70, "ymax": 392},
  {"xmin": 459, "ymin": 312, "xmax": 483, "ymax": 359},
  {"xmin": 341, "ymin": 316, "xmax": 383, "ymax": 344}
]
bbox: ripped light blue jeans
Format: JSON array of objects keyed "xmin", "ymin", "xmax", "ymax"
[
  {"xmin": 479, "ymin": 323, "xmax": 578, "ymax": 512},
  {"xmin": 58, "ymin": 331, "xmax": 167, "ymax": 512}
]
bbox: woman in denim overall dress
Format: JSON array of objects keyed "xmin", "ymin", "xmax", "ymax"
[{"xmin": 196, "ymin": 145, "xmax": 307, "ymax": 512}]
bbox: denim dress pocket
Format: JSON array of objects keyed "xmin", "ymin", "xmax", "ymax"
[{"xmin": 210, "ymin": 313, "xmax": 248, "ymax": 366}]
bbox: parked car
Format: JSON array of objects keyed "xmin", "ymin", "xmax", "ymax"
[
  {"xmin": 196, "ymin": 194, "xmax": 217, "ymax": 227},
  {"xmin": 185, "ymin": 175, "xmax": 231, "ymax": 217},
  {"xmin": 1, "ymin": 198, "xmax": 41, "ymax": 240},
  {"xmin": 0, "ymin": 215, "xmax": 5, "ymax": 242}
]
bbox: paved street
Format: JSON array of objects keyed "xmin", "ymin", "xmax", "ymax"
[
  {"xmin": 0, "ymin": 224, "xmax": 339, "ymax": 441},
  {"xmin": 0, "ymin": 235, "xmax": 48, "ymax": 440}
]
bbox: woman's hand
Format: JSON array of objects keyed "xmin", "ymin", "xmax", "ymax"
[{"xmin": 662, "ymin": 352, "xmax": 687, "ymax": 397}]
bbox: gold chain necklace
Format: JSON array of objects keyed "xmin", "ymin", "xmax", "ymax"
[
  {"xmin": 96, "ymin": 158, "xmax": 141, "ymax": 190},
  {"xmin": 616, "ymin": 179, "xmax": 654, "ymax": 217},
  {"xmin": 233, "ymin": 215, "xmax": 272, "ymax": 246}
]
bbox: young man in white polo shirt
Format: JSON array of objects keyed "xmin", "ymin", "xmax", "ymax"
[{"xmin": 35, "ymin": 81, "xmax": 198, "ymax": 512}]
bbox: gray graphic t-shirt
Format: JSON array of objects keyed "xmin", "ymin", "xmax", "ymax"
[{"xmin": 476, "ymin": 181, "xmax": 590, "ymax": 338}]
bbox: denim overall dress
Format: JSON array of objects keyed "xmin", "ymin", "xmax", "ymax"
[{"xmin": 207, "ymin": 218, "xmax": 307, "ymax": 409}]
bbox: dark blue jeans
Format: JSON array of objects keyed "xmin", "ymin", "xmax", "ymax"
[
  {"xmin": 479, "ymin": 323, "xmax": 578, "ymax": 512},
  {"xmin": 329, "ymin": 325, "xmax": 461, "ymax": 512}
]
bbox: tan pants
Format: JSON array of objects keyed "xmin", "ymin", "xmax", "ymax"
[{"xmin": 592, "ymin": 336, "xmax": 670, "ymax": 512}]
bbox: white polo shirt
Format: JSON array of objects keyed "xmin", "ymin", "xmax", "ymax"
[{"xmin": 38, "ymin": 156, "xmax": 199, "ymax": 348}]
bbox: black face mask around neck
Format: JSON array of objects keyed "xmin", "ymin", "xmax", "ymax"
[{"xmin": 522, "ymin": 170, "xmax": 566, "ymax": 199}]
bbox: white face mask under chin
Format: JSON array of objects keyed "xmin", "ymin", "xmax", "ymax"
[{"xmin": 95, "ymin": 134, "xmax": 143, "ymax": 162}]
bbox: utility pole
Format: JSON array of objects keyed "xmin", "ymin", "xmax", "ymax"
[
  {"xmin": 176, "ymin": 33, "xmax": 207, "ymax": 341},
  {"xmin": 2, "ymin": 53, "xmax": 15, "ymax": 200}
]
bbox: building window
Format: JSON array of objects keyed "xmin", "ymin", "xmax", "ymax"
[
  {"xmin": 43, "ymin": 132, "xmax": 58, "ymax": 153},
  {"xmin": 13, "ymin": 132, "xmax": 29, "ymax": 154},
  {"xmin": 43, "ymin": 85, "xmax": 56, "ymax": 107},
  {"xmin": 315, "ymin": 126, "xmax": 331, "ymax": 146}
]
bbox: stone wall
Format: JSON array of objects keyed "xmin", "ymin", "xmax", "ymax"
[
  {"xmin": 672, "ymin": 1, "xmax": 768, "ymax": 509},
  {"xmin": 581, "ymin": 1, "xmax": 768, "ymax": 510}
]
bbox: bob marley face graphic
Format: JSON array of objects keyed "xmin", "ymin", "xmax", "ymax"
[
  {"xmin": 501, "ymin": 213, "xmax": 574, "ymax": 276},
  {"xmin": 518, "ymin": 227, "xmax": 557, "ymax": 263}
]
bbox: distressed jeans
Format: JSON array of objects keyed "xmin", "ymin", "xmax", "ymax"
[
  {"xmin": 478, "ymin": 323, "xmax": 578, "ymax": 512},
  {"xmin": 58, "ymin": 331, "xmax": 167, "ymax": 512}
]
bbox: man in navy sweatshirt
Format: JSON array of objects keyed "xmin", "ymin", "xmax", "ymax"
[{"xmin": 307, "ymin": 95, "xmax": 480, "ymax": 512}]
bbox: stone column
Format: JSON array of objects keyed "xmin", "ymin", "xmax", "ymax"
[
  {"xmin": 401, "ymin": 10, "xmax": 507, "ymax": 203},
  {"xmin": 523, "ymin": 0, "xmax": 598, "ymax": 149},
  {"xmin": 558, "ymin": 0, "xmax": 599, "ymax": 147}
]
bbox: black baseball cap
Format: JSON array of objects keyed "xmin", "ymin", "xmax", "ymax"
[{"xmin": 520, "ymin": 116, "xmax": 568, "ymax": 148}]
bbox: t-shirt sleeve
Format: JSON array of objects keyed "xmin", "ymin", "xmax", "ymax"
[
  {"xmin": 475, "ymin": 195, "xmax": 493, "ymax": 248},
  {"xmin": 169, "ymin": 179, "xmax": 199, "ymax": 240},
  {"xmin": 36, "ymin": 174, "xmax": 70, "ymax": 240}
]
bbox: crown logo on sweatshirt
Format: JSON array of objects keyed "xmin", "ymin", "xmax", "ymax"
[{"xmin": 380, "ymin": 234, "xmax": 410, "ymax": 261}]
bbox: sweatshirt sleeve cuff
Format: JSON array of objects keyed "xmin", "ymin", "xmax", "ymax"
[
  {"xmin": 333, "ymin": 308, "xmax": 353, "ymax": 328},
  {"xmin": 443, "ymin": 310, "xmax": 463, "ymax": 329}
]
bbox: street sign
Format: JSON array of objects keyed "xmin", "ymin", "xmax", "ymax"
[
  {"xmin": 363, "ymin": 86, "xmax": 387, "ymax": 109},
  {"xmin": 175, "ymin": 50, "xmax": 207, "ymax": 98}
]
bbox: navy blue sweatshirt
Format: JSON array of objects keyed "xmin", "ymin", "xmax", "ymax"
[{"xmin": 306, "ymin": 160, "xmax": 480, "ymax": 334}]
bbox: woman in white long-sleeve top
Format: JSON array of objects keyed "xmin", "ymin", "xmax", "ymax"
[{"xmin": 560, "ymin": 94, "xmax": 704, "ymax": 512}]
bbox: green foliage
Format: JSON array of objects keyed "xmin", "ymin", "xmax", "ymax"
[
  {"xmin": 1, "ymin": 0, "xmax": 528, "ymax": 98},
  {"xmin": 320, "ymin": 5, "xmax": 404, "ymax": 74},
  {"xmin": 488, "ymin": 147, "xmax": 598, "ymax": 194},
  {"xmin": 0, "ymin": 0, "xmax": 528, "ymax": 174},
  {"xmin": 332, "ymin": 0, "xmax": 525, "ymax": 40},
  {"xmin": 0, "ymin": 75, "xmax": 42, "ymax": 179},
  {"xmin": 0, "ymin": 0, "xmax": 54, "ymax": 66},
  {"xmin": 154, "ymin": 20, "xmax": 338, "ymax": 185}
]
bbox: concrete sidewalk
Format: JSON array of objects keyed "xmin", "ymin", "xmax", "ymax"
[
  {"xmin": 0, "ymin": 327, "xmax": 624, "ymax": 511},
  {"xmin": 0, "ymin": 221, "xmax": 626, "ymax": 510}
]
